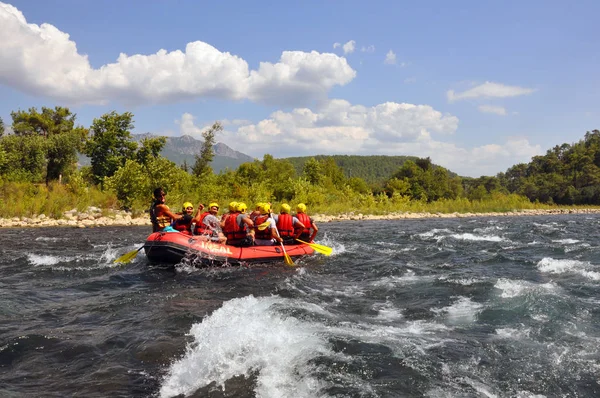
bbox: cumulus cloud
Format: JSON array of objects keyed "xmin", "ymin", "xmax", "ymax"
[
  {"xmin": 342, "ymin": 40, "xmax": 356, "ymax": 54},
  {"xmin": 384, "ymin": 50, "xmax": 396, "ymax": 65},
  {"xmin": 333, "ymin": 42, "xmax": 341, "ymax": 49},
  {"xmin": 478, "ymin": 105, "xmax": 507, "ymax": 115},
  {"xmin": 180, "ymin": 99, "xmax": 540, "ymax": 177},
  {"xmin": 205, "ymin": 98, "xmax": 459, "ymax": 159},
  {"xmin": 0, "ymin": 2, "xmax": 356, "ymax": 106},
  {"xmin": 447, "ymin": 81, "xmax": 536, "ymax": 102}
]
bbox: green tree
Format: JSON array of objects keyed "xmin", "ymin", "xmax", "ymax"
[
  {"xmin": 0, "ymin": 116, "xmax": 4, "ymax": 137},
  {"xmin": 9, "ymin": 106, "xmax": 86, "ymax": 184},
  {"xmin": 302, "ymin": 157, "xmax": 322, "ymax": 185},
  {"xmin": 192, "ymin": 121, "xmax": 222, "ymax": 177},
  {"xmin": 136, "ymin": 136, "xmax": 166, "ymax": 167},
  {"xmin": 84, "ymin": 111, "xmax": 137, "ymax": 185}
]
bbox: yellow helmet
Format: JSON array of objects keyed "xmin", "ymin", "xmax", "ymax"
[
  {"xmin": 280, "ymin": 203, "xmax": 291, "ymax": 214},
  {"xmin": 259, "ymin": 203, "xmax": 271, "ymax": 214},
  {"xmin": 236, "ymin": 202, "xmax": 247, "ymax": 213},
  {"xmin": 229, "ymin": 201, "xmax": 238, "ymax": 211},
  {"xmin": 296, "ymin": 203, "xmax": 307, "ymax": 213},
  {"xmin": 183, "ymin": 202, "xmax": 194, "ymax": 210},
  {"xmin": 209, "ymin": 202, "xmax": 219, "ymax": 209},
  {"xmin": 255, "ymin": 202, "xmax": 264, "ymax": 211}
]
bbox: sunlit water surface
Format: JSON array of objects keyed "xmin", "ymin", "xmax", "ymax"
[{"xmin": 2, "ymin": 215, "xmax": 600, "ymax": 397}]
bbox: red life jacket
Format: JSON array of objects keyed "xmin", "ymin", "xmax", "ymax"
[
  {"xmin": 223, "ymin": 212, "xmax": 246, "ymax": 242},
  {"xmin": 253, "ymin": 214, "xmax": 271, "ymax": 240},
  {"xmin": 193, "ymin": 212, "xmax": 211, "ymax": 236},
  {"xmin": 296, "ymin": 213, "xmax": 311, "ymax": 235},
  {"xmin": 172, "ymin": 213, "xmax": 193, "ymax": 235},
  {"xmin": 276, "ymin": 214, "xmax": 294, "ymax": 237}
]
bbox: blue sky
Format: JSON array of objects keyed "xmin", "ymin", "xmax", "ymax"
[{"xmin": 0, "ymin": 0, "xmax": 598, "ymax": 177}]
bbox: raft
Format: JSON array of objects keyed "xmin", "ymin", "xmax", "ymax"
[{"xmin": 143, "ymin": 231, "xmax": 315, "ymax": 266}]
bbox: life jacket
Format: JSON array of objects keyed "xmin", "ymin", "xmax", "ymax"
[
  {"xmin": 223, "ymin": 212, "xmax": 246, "ymax": 243},
  {"xmin": 253, "ymin": 214, "xmax": 271, "ymax": 240},
  {"xmin": 150, "ymin": 200, "xmax": 172, "ymax": 232},
  {"xmin": 193, "ymin": 212, "xmax": 212, "ymax": 236},
  {"xmin": 173, "ymin": 213, "xmax": 193, "ymax": 235},
  {"xmin": 276, "ymin": 214, "xmax": 294, "ymax": 238},
  {"xmin": 296, "ymin": 213, "xmax": 311, "ymax": 235}
]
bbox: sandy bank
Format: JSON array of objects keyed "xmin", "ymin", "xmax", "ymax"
[{"xmin": 1, "ymin": 207, "xmax": 600, "ymax": 229}]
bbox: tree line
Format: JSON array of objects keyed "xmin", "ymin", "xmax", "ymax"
[{"xmin": 0, "ymin": 106, "xmax": 598, "ymax": 216}]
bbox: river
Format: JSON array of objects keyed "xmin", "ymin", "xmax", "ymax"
[{"xmin": 1, "ymin": 215, "xmax": 600, "ymax": 397}]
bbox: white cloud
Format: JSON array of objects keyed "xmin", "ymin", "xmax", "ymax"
[
  {"xmin": 478, "ymin": 105, "xmax": 507, "ymax": 115},
  {"xmin": 187, "ymin": 99, "xmax": 540, "ymax": 177},
  {"xmin": 333, "ymin": 42, "xmax": 341, "ymax": 49},
  {"xmin": 342, "ymin": 40, "xmax": 355, "ymax": 54},
  {"xmin": 384, "ymin": 50, "xmax": 396, "ymax": 65},
  {"xmin": 210, "ymin": 98, "xmax": 459, "ymax": 159},
  {"xmin": 361, "ymin": 45, "xmax": 375, "ymax": 53},
  {"xmin": 0, "ymin": 3, "xmax": 356, "ymax": 106},
  {"xmin": 447, "ymin": 81, "xmax": 536, "ymax": 102}
]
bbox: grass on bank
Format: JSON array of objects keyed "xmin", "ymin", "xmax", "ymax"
[{"xmin": 1, "ymin": 181, "xmax": 598, "ymax": 220}]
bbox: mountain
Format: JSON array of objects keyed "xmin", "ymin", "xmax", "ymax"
[{"xmin": 135, "ymin": 134, "xmax": 256, "ymax": 172}]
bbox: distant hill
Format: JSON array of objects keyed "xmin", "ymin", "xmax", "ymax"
[
  {"xmin": 132, "ymin": 134, "xmax": 255, "ymax": 172},
  {"xmin": 284, "ymin": 155, "xmax": 419, "ymax": 185},
  {"xmin": 79, "ymin": 134, "xmax": 256, "ymax": 172}
]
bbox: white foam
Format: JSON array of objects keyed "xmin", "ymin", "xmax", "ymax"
[
  {"xmin": 431, "ymin": 297, "xmax": 483, "ymax": 324},
  {"xmin": 536, "ymin": 258, "xmax": 600, "ymax": 280},
  {"xmin": 27, "ymin": 254, "xmax": 62, "ymax": 266},
  {"xmin": 159, "ymin": 295, "xmax": 332, "ymax": 398},
  {"xmin": 371, "ymin": 270, "xmax": 431, "ymax": 288},
  {"xmin": 448, "ymin": 233, "xmax": 506, "ymax": 242},
  {"xmin": 552, "ymin": 239, "xmax": 580, "ymax": 244},
  {"xmin": 372, "ymin": 301, "xmax": 404, "ymax": 321},
  {"xmin": 494, "ymin": 278, "xmax": 558, "ymax": 298},
  {"xmin": 495, "ymin": 327, "xmax": 531, "ymax": 339}
]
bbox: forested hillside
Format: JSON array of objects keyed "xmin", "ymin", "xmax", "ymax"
[
  {"xmin": 285, "ymin": 155, "xmax": 418, "ymax": 184},
  {"xmin": 497, "ymin": 129, "xmax": 600, "ymax": 204}
]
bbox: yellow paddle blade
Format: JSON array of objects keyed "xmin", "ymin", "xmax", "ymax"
[
  {"xmin": 257, "ymin": 220, "xmax": 271, "ymax": 231},
  {"xmin": 296, "ymin": 239, "xmax": 333, "ymax": 256},
  {"xmin": 114, "ymin": 247, "xmax": 143, "ymax": 264},
  {"xmin": 284, "ymin": 252, "xmax": 294, "ymax": 266}
]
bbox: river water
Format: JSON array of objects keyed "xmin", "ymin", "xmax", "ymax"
[{"xmin": 1, "ymin": 215, "xmax": 600, "ymax": 397}]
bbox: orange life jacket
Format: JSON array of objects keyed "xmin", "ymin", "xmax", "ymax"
[
  {"xmin": 276, "ymin": 214, "xmax": 294, "ymax": 238},
  {"xmin": 193, "ymin": 212, "xmax": 211, "ymax": 235},
  {"xmin": 223, "ymin": 212, "xmax": 246, "ymax": 243},
  {"xmin": 296, "ymin": 212, "xmax": 311, "ymax": 235},
  {"xmin": 253, "ymin": 214, "xmax": 271, "ymax": 240}
]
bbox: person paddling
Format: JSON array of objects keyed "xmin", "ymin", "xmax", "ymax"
[
  {"xmin": 149, "ymin": 188, "xmax": 182, "ymax": 232},
  {"xmin": 295, "ymin": 203, "xmax": 318, "ymax": 243},
  {"xmin": 274, "ymin": 204, "xmax": 305, "ymax": 245}
]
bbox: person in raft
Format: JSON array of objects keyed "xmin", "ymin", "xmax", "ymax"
[
  {"xmin": 193, "ymin": 202, "xmax": 227, "ymax": 243},
  {"xmin": 171, "ymin": 201, "xmax": 204, "ymax": 235},
  {"xmin": 294, "ymin": 203, "xmax": 318, "ymax": 243},
  {"xmin": 274, "ymin": 203, "xmax": 305, "ymax": 245},
  {"xmin": 149, "ymin": 187, "xmax": 183, "ymax": 232},
  {"xmin": 222, "ymin": 202, "xmax": 255, "ymax": 247},
  {"xmin": 252, "ymin": 203, "xmax": 283, "ymax": 246}
]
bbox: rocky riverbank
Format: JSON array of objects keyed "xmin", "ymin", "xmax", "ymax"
[{"xmin": 1, "ymin": 207, "xmax": 600, "ymax": 229}]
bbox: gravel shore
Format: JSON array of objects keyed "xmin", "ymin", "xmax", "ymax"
[{"xmin": 1, "ymin": 207, "xmax": 600, "ymax": 229}]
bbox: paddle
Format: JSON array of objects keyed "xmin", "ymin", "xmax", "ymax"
[
  {"xmin": 257, "ymin": 219, "xmax": 271, "ymax": 231},
  {"xmin": 268, "ymin": 213, "xmax": 294, "ymax": 266},
  {"xmin": 114, "ymin": 246, "xmax": 144, "ymax": 264},
  {"xmin": 296, "ymin": 239, "xmax": 333, "ymax": 256}
]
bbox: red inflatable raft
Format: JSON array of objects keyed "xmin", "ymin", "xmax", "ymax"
[{"xmin": 143, "ymin": 231, "xmax": 315, "ymax": 266}]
